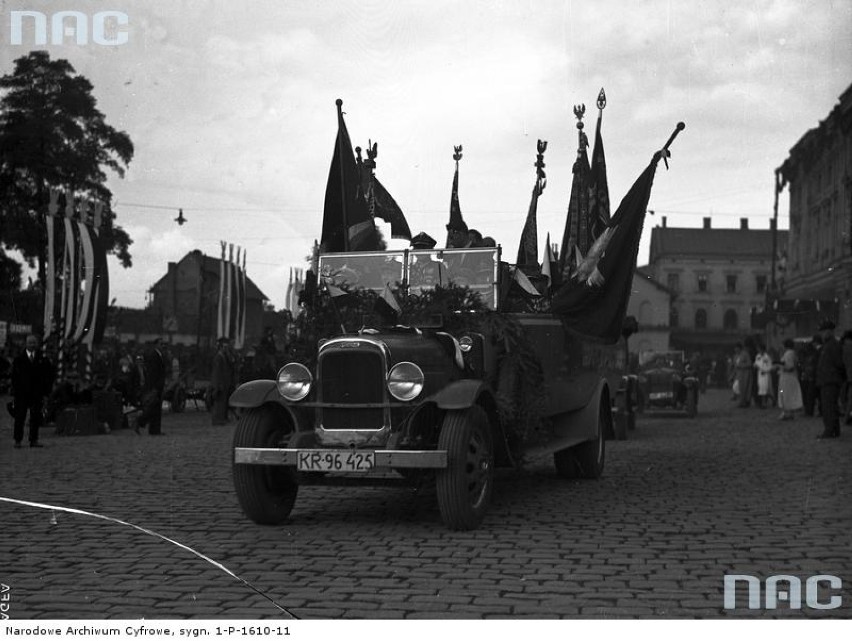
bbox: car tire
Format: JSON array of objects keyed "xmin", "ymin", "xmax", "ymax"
[
  {"xmin": 436, "ymin": 406, "xmax": 494, "ymax": 531},
  {"xmin": 554, "ymin": 399, "xmax": 608, "ymax": 480},
  {"xmin": 233, "ymin": 406, "xmax": 298, "ymax": 525}
]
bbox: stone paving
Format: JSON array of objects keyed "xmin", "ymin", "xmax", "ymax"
[{"xmin": 1, "ymin": 390, "xmax": 850, "ymax": 619}]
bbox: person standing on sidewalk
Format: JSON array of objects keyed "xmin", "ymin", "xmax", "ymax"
[
  {"xmin": 755, "ymin": 344, "xmax": 774, "ymax": 409},
  {"xmin": 777, "ymin": 339, "xmax": 803, "ymax": 420},
  {"xmin": 841, "ymin": 329, "xmax": 852, "ymax": 426},
  {"xmin": 11, "ymin": 335, "xmax": 53, "ymax": 448},
  {"xmin": 211, "ymin": 337, "xmax": 234, "ymax": 425},
  {"xmin": 816, "ymin": 320, "xmax": 846, "ymax": 440},
  {"xmin": 136, "ymin": 338, "xmax": 166, "ymax": 436},
  {"xmin": 734, "ymin": 342, "xmax": 753, "ymax": 407}
]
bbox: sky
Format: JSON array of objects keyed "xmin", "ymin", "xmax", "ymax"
[{"xmin": 1, "ymin": 0, "xmax": 851, "ymax": 310}]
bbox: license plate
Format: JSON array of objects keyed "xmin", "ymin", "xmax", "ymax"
[
  {"xmin": 649, "ymin": 392, "xmax": 673, "ymax": 400},
  {"xmin": 297, "ymin": 450, "xmax": 376, "ymax": 472}
]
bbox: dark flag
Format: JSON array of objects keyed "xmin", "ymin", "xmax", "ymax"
[
  {"xmin": 445, "ymin": 145, "xmax": 468, "ymax": 247},
  {"xmin": 558, "ymin": 145, "xmax": 591, "ymax": 277},
  {"xmin": 321, "ymin": 99, "xmax": 380, "ymax": 253},
  {"xmin": 551, "ymin": 156, "xmax": 660, "ymax": 343},
  {"xmin": 589, "ymin": 90, "xmax": 611, "ymax": 240},
  {"xmin": 516, "ymin": 140, "xmax": 547, "ymax": 270},
  {"xmin": 370, "ymin": 176, "xmax": 412, "ymax": 241}
]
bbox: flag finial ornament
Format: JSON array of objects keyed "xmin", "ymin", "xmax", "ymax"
[
  {"xmin": 453, "ymin": 145, "xmax": 463, "ymax": 162},
  {"xmin": 654, "ymin": 122, "xmax": 686, "ymax": 170},
  {"xmin": 597, "ymin": 88, "xmax": 606, "ymax": 111},
  {"xmin": 535, "ymin": 139, "xmax": 547, "ymax": 192}
]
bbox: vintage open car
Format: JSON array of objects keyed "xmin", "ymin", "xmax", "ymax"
[
  {"xmin": 230, "ymin": 247, "xmax": 635, "ymax": 530},
  {"xmin": 636, "ymin": 350, "xmax": 699, "ymax": 417}
]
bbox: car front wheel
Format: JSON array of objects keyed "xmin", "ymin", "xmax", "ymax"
[
  {"xmin": 233, "ymin": 406, "xmax": 298, "ymax": 525},
  {"xmin": 436, "ymin": 406, "xmax": 494, "ymax": 531}
]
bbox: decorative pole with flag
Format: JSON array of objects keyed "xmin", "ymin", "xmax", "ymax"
[
  {"xmin": 320, "ymin": 99, "xmax": 380, "ymax": 253},
  {"xmin": 217, "ymin": 241, "xmax": 226, "ymax": 340},
  {"xmin": 361, "ymin": 140, "xmax": 412, "ymax": 242},
  {"xmin": 559, "ymin": 103, "xmax": 592, "ymax": 278},
  {"xmin": 445, "ymin": 145, "xmax": 468, "ymax": 247},
  {"xmin": 589, "ymin": 88, "xmax": 611, "ymax": 240},
  {"xmin": 516, "ymin": 139, "xmax": 548, "ymax": 272},
  {"xmin": 552, "ymin": 122, "xmax": 685, "ymax": 343}
]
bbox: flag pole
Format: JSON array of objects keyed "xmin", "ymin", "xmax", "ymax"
[
  {"xmin": 655, "ymin": 122, "xmax": 686, "ymax": 168},
  {"xmin": 336, "ymin": 99, "xmax": 349, "ymax": 252}
]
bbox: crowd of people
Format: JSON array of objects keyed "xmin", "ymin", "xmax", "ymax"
[
  {"xmin": 4, "ymin": 324, "xmax": 287, "ymax": 446},
  {"xmin": 728, "ymin": 320, "xmax": 852, "ymax": 439}
]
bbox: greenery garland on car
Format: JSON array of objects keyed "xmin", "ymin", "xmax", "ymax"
[{"xmin": 285, "ymin": 283, "xmax": 549, "ymax": 442}]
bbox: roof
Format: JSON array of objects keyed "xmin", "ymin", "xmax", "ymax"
[
  {"xmin": 635, "ymin": 266, "xmax": 674, "ymax": 295},
  {"xmin": 649, "ymin": 227, "xmax": 787, "ymax": 261},
  {"xmin": 149, "ymin": 250, "xmax": 268, "ymax": 300}
]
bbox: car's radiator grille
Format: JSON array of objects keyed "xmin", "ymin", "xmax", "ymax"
[{"xmin": 319, "ymin": 349, "xmax": 385, "ymax": 430}]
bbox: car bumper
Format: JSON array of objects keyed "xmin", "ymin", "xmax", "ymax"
[{"xmin": 234, "ymin": 447, "xmax": 448, "ymax": 469}]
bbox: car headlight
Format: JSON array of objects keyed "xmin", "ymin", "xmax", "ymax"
[
  {"xmin": 387, "ymin": 362, "xmax": 424, "ymax": 402},
  {"xmin": 276, "ymin": 363, "xmax": 312, "ymax": 401}
]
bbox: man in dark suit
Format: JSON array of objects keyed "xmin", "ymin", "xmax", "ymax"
[
  {"xmin": 11, "ymin": 334, "xmax": 53, "ymax": 448},
  {"xmin": 816, "ymin": 319, "xmax": 846, "ymax": 439},
  {"xmin": 136, "ymin": 338, "xmax": 166, "ymax": 436}
]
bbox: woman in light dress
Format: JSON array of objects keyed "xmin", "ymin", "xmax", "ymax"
[
  {"xmin": 777, "ymin": 338, "xmax": 803, "ymax": 420},
  {"xmin": 754, "ymin": 344, "xmax": 774, "ymax": 408}
]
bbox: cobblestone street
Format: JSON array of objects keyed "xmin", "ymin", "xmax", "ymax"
[{"xmin": 1, "ymin": 389, "xmax": 850, "ymax": 619}]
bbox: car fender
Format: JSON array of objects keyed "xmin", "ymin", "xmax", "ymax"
[
  {"xmin": 427, "ymin": 379, "xmax": 516, "ymax": 468},
  {"xmin": 229, "ymin": 380, "xmax": 309, "ymax": 432},
  {"xmin": 229, "ymin": 380, "xmax": 281, "ymax": 408},
  {"xmin": 428, "ymin": 378, "xmax": 490, "ymax": 410}
]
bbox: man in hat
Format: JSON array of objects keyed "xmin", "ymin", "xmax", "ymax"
[
  {"xmin": 11, "ymin": 334, "xmax": 53, "ymax": 448},
  {"xmin": 211, "ymin": 336, "xmax": 234, "ymax": 425},
  {"xmin": 815, "ymin": 319, "xmax": 846, "ymax": 439},
  {"xmin": 410, "ymin": 232, "xmax": 437, "ymax": 250}
]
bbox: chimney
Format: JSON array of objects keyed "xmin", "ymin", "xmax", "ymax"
[
  {"xmin": 662, "ymin": 216, "xmax": 667, "ymax": 228},
  {"xmin": 740, "ymin": 218, "xmax": 749, "ymax": 230},
  {"xmin": 703, "ymin": 217, "xmax": 711, "ymax": 229}
]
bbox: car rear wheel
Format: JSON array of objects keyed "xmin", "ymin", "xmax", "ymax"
[
  {"xmin": 554, "ymin": 400, "xmax": 608, "ymax": 479},
  {"xmin": 436, "ymin": 406, "xmax": 494, "ymax": 531},
  {"xmin": 233, "ymin": 406, "xmax": 298, "ymax": 524}
]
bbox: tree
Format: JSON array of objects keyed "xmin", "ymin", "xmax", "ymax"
[{"xmin": 0, "ymin": 51, "xmax": 135, "ymax": 286}]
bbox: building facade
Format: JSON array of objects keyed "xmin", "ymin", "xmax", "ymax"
[
  {"xmin": 627, "ymin": 268, "xmax": 672, "ymax": 356},
  {"xmin": 779, "ymin": 82, "xmax": 852, "ymax": 332},
  {"xmin": 147, "ymin": 250, "xmax": 268, "ymax": 347},
  {"xmin": 645, "ymin": 217, "xmax": 786, "ymax": 357}
]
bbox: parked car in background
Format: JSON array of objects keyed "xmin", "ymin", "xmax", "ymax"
[{"xmin": 636, "ymin": 350, "xmax": 699, "ymax": 417}]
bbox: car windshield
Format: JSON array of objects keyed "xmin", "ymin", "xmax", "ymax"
[
  {"xmin": 318, "ymin": 247, "xmax": 499, "ymax": 308},
  {"xmin": 408, "ymin": 248, "xmax": 498, "ymax": 308},
  {"xmin": 319, "ymin": 251, "xmax": 406, "ymax": 293},
  {"xmin": 639, "ymin": 351, "xmax": 685, "ymax": 369}
]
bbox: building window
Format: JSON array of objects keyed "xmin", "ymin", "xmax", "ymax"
[
  {"xmin": 697, "ymin": 274, "xmax": 708, "ymax": 292},
  {"xmin": 695, "ymin": 308, "xmax": 707, "ymax": 329},
  {"xmin": 723, "ymin": 309, "xmax": 738, "ymax": 330},
  {"xmin": 669, "ymin": 307, "xmax": 679, "ymax": 328},
  {"xmin": 756, "ymin": 275, "xmax": 767, "ymax": 294},
  {"xmin": 666, "ymin": 272, "xmax": 680, "ymax": 292},
  {"xmin": 726, "ymin": 275, "xmax": 737, "ymax": 293}
]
